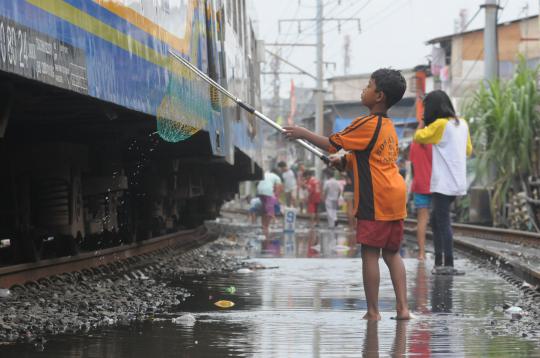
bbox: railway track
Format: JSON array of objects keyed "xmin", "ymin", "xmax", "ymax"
[
  {"xmin": 402, "ymin": 219, "xmax": 540, "ymax": 286},
  {"xmin": 221, "ymin": 207, "xmax": 540, "ymax": 286},
  {"xmin": 404, "ymin": 219, "xmax": 540, "ymax": 247},
  {"xmin": 0, "ymin": 227, "xmax": 212, "ymax": 289}
]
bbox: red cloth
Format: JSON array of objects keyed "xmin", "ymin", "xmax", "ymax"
[
  {"xmin": 307, "ymin": 201, "xmax": 318, "ymax": 214},
  {"xmin": 356, "ymin": 219, "xmax": 404, "ymax": 251},
  {"xmin": 409, "ymin": 142, "xmax": 432, "ymax": 194},
  {"xmin": 306, "ymin": 177, "xmax": 321, "ymax": 203}
]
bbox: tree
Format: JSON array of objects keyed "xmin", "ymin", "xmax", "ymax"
[{"xmin": 463, "ymin": 56, "xmax": 540, "ymax": 230}]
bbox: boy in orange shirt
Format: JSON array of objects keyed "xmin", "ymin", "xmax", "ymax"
[{"xmin": 284, "ymin": 69, "xmax": 410, "ymax": 320}]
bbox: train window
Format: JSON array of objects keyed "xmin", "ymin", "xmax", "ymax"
[
  {"xmin": 226, "ymin": 0, "xmax": 232, "ymax": 25},
  {"xmin": 162, "ymin": 0, "xmax": 170, "ymax": 14},
  {"xmin": 239, "ymin": 0, "xmax": 245, "ymax": 46},
  {"xmin": 232, "ymin": 0, "xmax": 238, "ymax": 34}
]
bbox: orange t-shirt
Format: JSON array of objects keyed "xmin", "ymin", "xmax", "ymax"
[{"xmin": 328, "ymin": 114, "xmax": 406, "ymax": 221}]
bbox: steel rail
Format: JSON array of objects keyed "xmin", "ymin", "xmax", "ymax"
[
  {"xmin": 221, "ymin": 207, "xmax": 539, "ymax": 246},
  {"xmin": 0, "ymin": 227, "xmax": 211, "ymax": 288},
  {"xmin": 168, "ymin": 49, "xmax": 330, "ymax": 164},
  {"xmin": 404, "ymin": 219, "xmax": 540, "ymax": 247}
]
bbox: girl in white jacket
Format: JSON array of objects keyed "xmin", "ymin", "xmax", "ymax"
[{"xmin": 414, "ymin": 90, "xmax": 473, "ymax": 274}]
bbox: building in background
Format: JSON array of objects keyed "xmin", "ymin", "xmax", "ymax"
[
  {"xmin": 261, "ymin": 86, "xmax": 315, "ymax": 170},
  {"xmin": 427, "ymin": 14, "xmax": 540, "ymax": 106}
]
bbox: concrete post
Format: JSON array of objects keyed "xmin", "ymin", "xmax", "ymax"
[
  {"xmin": 483, "ymin": 0, "xmax": 499, "ymax": 81},
  {"xmin": 315, "ymin": 0, "xmax": 324, "ymax": 179}
]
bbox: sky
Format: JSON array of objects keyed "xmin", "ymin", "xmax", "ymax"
[{"xmin": 250, "ymin": 0, "xmax": 539, "ymax": 99}]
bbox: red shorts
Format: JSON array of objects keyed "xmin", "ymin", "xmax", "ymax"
[
  {"xmin": 307, "ymin": 200, "xmax": 320, "ymax": 214},
  {"xmin": 356, "ymin": 219, "xmax": 404, "ymax": 251}
]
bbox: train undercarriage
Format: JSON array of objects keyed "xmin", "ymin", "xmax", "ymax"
[{"xmin": 0, "ymin": 73, "xmax": 260, "ymax": 265}]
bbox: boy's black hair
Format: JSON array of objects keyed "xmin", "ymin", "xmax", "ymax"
[
  {"xmin": 371, "ymin": 68, "xmax": 407, "ymax": 108},
  {"xmin": 423, "ymin": 90, "xmax": 457, "ymax": 126},
  {"xmin": 277, "ymin": 161, "xmax": 287, "ymax": 168}
]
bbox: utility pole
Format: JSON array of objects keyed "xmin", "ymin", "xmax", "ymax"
[
  {"xmin": 483, "ymin": 0, "xmax": 499, "ymax": 81},
  {"xmin": 277, "ymin": 6, "xmax": 360, "ymax": 179},
  {"xmin": 343, "ymin": 34, "xmax": 351, "ymax": 76},
  {"xmin": 270, "ymin": 50, "xmax": 281, "ymax": 123},
  {"xmin": 315, "ymin": 0, "xmax": 324, "ymax": 180}
]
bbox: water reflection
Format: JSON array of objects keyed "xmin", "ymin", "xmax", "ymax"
[
  {"xmin": 2, "ymin": 232, "xmax": 539, "ymax": 357},
  {"xmin": 362, "ymin": 321, "xmax": 407, "ymax": 358},
  {"xmin": 410, "ymin": 261, "xmax": 431, "ymax": 356},
  {"xmin": 250, "ymin": 228, "xmax": 358, "ymax": 259}
]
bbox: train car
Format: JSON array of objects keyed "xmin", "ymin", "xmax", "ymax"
[{"xmin": 0, "ymin": 0, "xmax": 263, "ymax": 263}]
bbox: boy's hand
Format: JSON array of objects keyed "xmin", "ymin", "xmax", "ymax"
[
  {"xmin": 329, "ymin": 156, "xmax": 345, "ymax": 170},
  {"xmin": 283, "ymin": 126, "xmax": 309, "ymax": 140}
]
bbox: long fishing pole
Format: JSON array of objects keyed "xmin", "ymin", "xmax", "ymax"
[{"xmin": 168, "ymin": 49, "xmax": 330, "ymax": 164}]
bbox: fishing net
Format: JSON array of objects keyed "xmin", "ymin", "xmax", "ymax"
[{"xmin": 156, "ymin": 58, "xmax": 235, "ymax": 142}]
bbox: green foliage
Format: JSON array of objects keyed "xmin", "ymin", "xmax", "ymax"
[{"xmin": 463, "ymin": 56, "xmax": 540, "ymax": 224}]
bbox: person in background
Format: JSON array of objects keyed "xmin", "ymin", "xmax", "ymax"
[
  {"xmin": 271, "ymin": 168, "xmax": 283, "ymax": 217},
  {"xmin": 248, "ymin": 196, "xmax": 262, "ymax": 224},
  {"xmin": 278, "ymin": 161, "xmax": 297, "ymax": 207},
  {"xmin": 323, "ymin": 170, "xmax": 342, "ymax": 228},
  {"xmin": 342, "ymin": 171, "xmax": 356, "ymax": 231},
  {"xmin": 413, "ymin": 90, "xmax": 473, "ymax": 275},
  {"xmin": 303, "ymin": 169, "xmax": 321, "ymax": 227},
  {"xmin": 296, "ymin": 162, "xmax": 307, "ymax": 213},
  {"xmin": 409, "ymin": 141, "xmax": 432, "ymax": 261},
  {"xmin": 256, "ymin": 170, "xmax": 282, "ymax": 239}
]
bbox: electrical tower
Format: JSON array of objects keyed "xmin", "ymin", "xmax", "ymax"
[{"xmin": 343, "ymin": 34, "xmax": 351, "ymax": 75}]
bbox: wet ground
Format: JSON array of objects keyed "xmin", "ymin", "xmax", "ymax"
[{"xmin": 1, "ymin": 219, "xmax": 539, "ymax": 357}]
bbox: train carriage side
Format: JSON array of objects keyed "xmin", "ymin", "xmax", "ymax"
[{"xmin": 0, "ymin": 0, "xmax": 263, "ymax": 264}]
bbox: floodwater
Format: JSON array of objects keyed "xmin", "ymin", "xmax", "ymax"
[{"xmin": 1, "ymin": 228, "xmax": 539, "ymax": 357}]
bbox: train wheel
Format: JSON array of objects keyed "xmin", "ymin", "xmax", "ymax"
[
  {"xmin": 14, "ymin": 231, "xmax": 44, "ymax": 263},
  {"xmin": 54, "ymin": 234, "xmax": 80, "ymax": 257}
]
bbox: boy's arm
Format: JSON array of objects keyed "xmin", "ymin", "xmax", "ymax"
[{"xmin": 282, "ymin": 126, "xmax": 330, "ymax": 150}]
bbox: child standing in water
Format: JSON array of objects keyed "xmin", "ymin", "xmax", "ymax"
[
  {"xmin": 284, "ymin": 69, "xmax": 410, "ymax": 320},
  {"xmin": 409, "ymin": 141, "xmax": 432, "ymax": 260}
]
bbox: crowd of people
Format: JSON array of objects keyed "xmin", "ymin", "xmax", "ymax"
[{"xmin": 249, "ymin": 160, "xmax": 357, "ymax": 238}]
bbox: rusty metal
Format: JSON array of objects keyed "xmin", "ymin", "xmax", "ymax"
[{"xmin": 0, "ymin": 227, "xmax": 211, "ymax": 288}]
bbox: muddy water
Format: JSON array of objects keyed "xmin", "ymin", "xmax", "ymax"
[{"xmin": 1, "ymin": 228, "xmax": 539, "ymax": 357}]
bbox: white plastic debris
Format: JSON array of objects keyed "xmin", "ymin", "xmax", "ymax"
[
  {"xmin": 0, "ymin": 288, "xmax": 11, "ymax": 299},
  {"xmin": 236, "ymin": 268, "xmax": 252, "ymax": 274},
  {"xmin": 504, "ymin": 306, "xmax": 523, "ymax": 314},
  {"xmin": 172, "ymin": 314, "xmax": 196, "ymax": 326}
]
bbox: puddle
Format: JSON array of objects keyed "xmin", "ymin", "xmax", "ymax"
[{"xmin": 1, "ymin": 227, "xmax": 538, "ymax": 357}]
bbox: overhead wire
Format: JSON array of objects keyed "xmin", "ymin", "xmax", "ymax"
[{"xmin": 323, "ymin": 0, "xmax": 408, "ymax": 75}]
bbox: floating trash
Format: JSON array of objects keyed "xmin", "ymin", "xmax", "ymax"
[
  {"xmin": 236, "ymin": 268, "xmax": 252, "ymax": 274},
  {"xmin": 214, "ymin": 300, "xmax": 235, "ymax": 309},
  {"xmin": 0, "ymin": 288, "xmax": 11, "ymax": 299},
  {"xmin": 224, "ymin": 286, "xmax": 236, "ymax": 294},
  {"xmin": 333, "ymin": 245, "xmax": 350, "ymax": 253},
  {"xmin": 171, "ymin": 314, "xmax": 196, "ymax": 325},
  {"xmin": 504, "ymin": 306, "xmax": 523, "ymax": 315}
]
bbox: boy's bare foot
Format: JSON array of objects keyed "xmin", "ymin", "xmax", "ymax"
[{"xmin": 362, "ymin": 312, "xmax": 381, "ymax": 321}]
